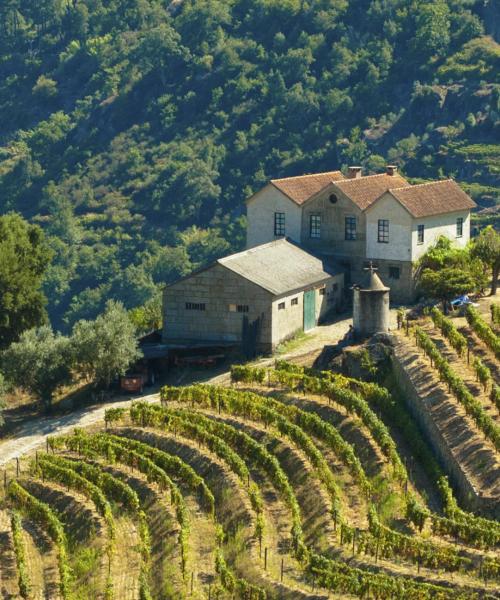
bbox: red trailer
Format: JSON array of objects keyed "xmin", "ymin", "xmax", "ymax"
[{"xmin": 120, "ymin": 374, "xmax": 145, "ymax": 393}]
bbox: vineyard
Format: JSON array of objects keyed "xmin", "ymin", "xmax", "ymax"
[{"xmin": 1, "ymin": 308, "xmax": 500, "ymax": 598}]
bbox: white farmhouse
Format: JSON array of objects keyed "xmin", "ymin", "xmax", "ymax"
[
  {"xmin": 246, "ymin": 166, "xmax": 476, "ymax": 302},
  {"xmin": 162, "ymin": 165, "xmax": 476, "ymax": 354}
]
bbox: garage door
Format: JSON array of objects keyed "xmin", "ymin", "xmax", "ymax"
[{"xmin": 303, "ymin": 289, "xmax": 316, "ymax": 332}]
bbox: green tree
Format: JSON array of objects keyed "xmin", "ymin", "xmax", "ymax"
[
  {"xmin": 417, "ymin": 236, "xmax": 487, "ymax": 311},
  {"xmin": 71, "ymin": 300, "xmax": 141, "ymax": 388},
  {"xmin": 471, "ymin": 226, "xmax": 500, "ymax": 295},
  {"xmin": 32, "ymin": 75, "xmax": 58, "ymax": 100},
  {"xmin": 1, "ymin": 326, "xmax": 71, "ymax": 411},
  {"xmin": 419, "ymin": 267, "xmax": 477, "ymax": 313},
  {"xmin": 0, "ymin": 213, "xmax": 53, "ymax": 348},
  {"xmin": 413, "ymin": 1, "xmax": 451, "ymax": 59},
  {"xmin": 129, "ymin": 294, "xmax": 162, "ymax": 335}
]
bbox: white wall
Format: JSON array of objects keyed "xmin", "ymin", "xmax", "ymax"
[
  {"xmin": 411, "ymin": 210, "xmax": 470, "ymax": 261},
  {"xmin": 246, "ymin": 184, "xmax": 302, "ymax": 248},
  {"xmin": 365, "ymin": 193, "xmax": 413, "ymax": 262},
  {"xmin": 270, "ymin": 274, "xmax": 343, "ymax": 347}
]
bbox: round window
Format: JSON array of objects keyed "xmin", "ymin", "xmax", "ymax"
[{"xmin": 329, "ymin": 193, "xmax": 338, "ymax": 204}]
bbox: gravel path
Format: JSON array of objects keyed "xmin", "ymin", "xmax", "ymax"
[{"xmin": 0, "ymin": 311, "xmax": 402, "ymax": 467}]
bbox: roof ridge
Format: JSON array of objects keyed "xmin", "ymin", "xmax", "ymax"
[
  {"xmin": 271, "ymin": 170, "xmax": 343, "ymax": 183},
  {"xmin": 336, "ymin": 173, "xmax": 403, "ymax": 185},
  {"xmin": 218, "ymin": 238, "xmax": 287, "ymax": 263},
  {"xmin": 389, "ymin": 178, "xmax": 453, "ymax": 193}
]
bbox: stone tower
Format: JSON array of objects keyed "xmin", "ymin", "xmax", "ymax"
[{"xmin": 352, "ymin": 262, "xmax": 390, "ymax": 339}]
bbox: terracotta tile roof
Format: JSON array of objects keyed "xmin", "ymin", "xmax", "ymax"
[
  {"xmin": 270, "ymin": 171, "xmax": 345, "ymax": 205},
  {"xmin": 332, "ymin": 173, "xmax": 411, "ymax": 210},
  {"xmin": 388, "ymin": 179, "xmax": 476, "ymax": 218}
]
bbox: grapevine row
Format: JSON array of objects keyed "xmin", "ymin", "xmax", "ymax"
[
  {"xmin": 414, "ymin": 326, "xmax": 500, "ymax": 450},
  {"xmin": 158, "ymin": 385, "xmax": 498, "ymax": 577},
  {"xmin": 275, "ymin": 360, "xmax": 500, "ymax": 548},
  {"xmin": 7, "ymin": 480, "xmax": 73, "ymax": 598},
  {"xmin": 159, "ymin": 385, "xmax": 345, "ymax": 519},
  {"xmin": 429, "ymin": 308, "xmax": 493, "ymax": 391},
  {"xmin": 466, "ymin": 305, "xmax": 500, "ymax": 359},
  {"xmin": 429, "ymin": 307, "xmax": 468, "ymax": 356},
  {"xmin": 53, "ymin": 429, "xmax": 264, "ymax": 598},
  {"xmin": 230, "ymin": 364, "xmax": 406, "ymax": 482},
  {"xmin": 130, "ymin": 401, "xmax": 486, "ymax": 599},
  {"xmin": 50, "ymin": 431, "xmax": 191, "ymax": 574},
  {"xmin": 124, "ymin": 404, "xmax": 266, "ymax": 540},
  {"xmin": 490, "ymin": 304, "xmax": 500, "ymax": 326},
  {"xmin": 10, "ymin": 511, "xmax": 31, "ymax": 599},
  {"xmin": 37, "ymin": 452, "xmax": 155, "ymax": 599}
]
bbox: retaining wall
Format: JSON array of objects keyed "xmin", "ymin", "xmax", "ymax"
[{"xmin": 391, "ymin": 338, "xmax": 500, "ymax": 518}]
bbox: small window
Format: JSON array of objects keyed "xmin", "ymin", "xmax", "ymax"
[
  {"xmin": 345, "ymin": 216, "xmax": 356, "ymax": 240},
  {"xmin": 417, "ymin": 224, "xmax": 424, "ymax": 244},
  {"xmin": 229, "ymin": 304, "xmax": 249, "ymax": 313},
  {"xmin": 291, "ymin": 297, "xmax": 298, "ymax": 306},
  {"xmin": 389, "ymin": 267, "xmax": 400, "ymax": 280},
  {"xmin": 378, "ymin": 219, "xmax": 389, "ymax": 243},
  {"xmin": 319, "ymin": 287, "xmax": 326, "ymax": 296},
  {"xmin": 329, "ymin": 193, "xmax": 338, "ymax": 204},
  {"xmin": 456, "ymin": 217, "xmax": 463, "ymax": 238},
  {"xmin": 186, "ymin": 302, "xmax": 206, "ymax": 311},
  {"xmin": 274, "ymin": 212, "xmax": 285, "ymax": 236},
  {"xmin": 278, "ymin": 302, "xmax": 285, "ymax": 310},
  {"xmin": 332, "ymin": 283, "xmax": 338, "ymax": 292},
  {"xmin": 310, "ymin": 214, "xmax": 321, "ymax": 239}
]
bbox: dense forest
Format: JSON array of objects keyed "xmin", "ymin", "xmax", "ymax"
[{"xmin": 0, "ymin": 0, "xmax": 498, "ymax": 330}]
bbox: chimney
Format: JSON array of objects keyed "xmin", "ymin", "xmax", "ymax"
[
  {"xmin": 347, "ymin": 166, "xmax": 362, "ymax": 179},
  {"xmin": 386, "ymin": 165, "xmax": 398, "ymax": 176}
]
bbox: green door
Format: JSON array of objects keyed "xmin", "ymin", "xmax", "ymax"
[{"xmin": 303, "ymin": 289, "xmax": 316, "ymax": 332}]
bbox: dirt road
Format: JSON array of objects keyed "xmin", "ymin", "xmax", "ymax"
[{"xmin": 0, "ymin": 312, "xmax": 401, "ymax": 466}]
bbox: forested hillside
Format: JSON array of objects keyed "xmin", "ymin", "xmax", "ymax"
[{"xmin": 0, "ymin": 0, "xmax": 498, "ymax": 330}]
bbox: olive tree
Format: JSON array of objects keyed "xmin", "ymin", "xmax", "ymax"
[
  {"xmin": 71, "ymin": 300, "xmax": 141, "ymax": 388},
  {"xmin": 1, "ymin": 326, "xmax": 71, "ymax": 411}
]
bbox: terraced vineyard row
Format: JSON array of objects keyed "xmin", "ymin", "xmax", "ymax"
[{"xmin": 1, "ymin": 357, "xmax": 499, "ymax": 598}]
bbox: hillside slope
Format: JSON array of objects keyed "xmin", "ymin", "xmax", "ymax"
[{"xmin": 0, "ymin": 0, "xmax": 498, "ymax": 329}]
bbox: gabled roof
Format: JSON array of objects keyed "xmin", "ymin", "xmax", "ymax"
[
  {"xmin": 270, "ymin": 171, "xmax": 345, "ymax": 205},
  {"xmin": 218, "ymin": 238, "xmax": 337, "ymax": 296},
  {"xmin": 331, "ymin": 173, "xmax": 410, "ymax": 211},
  {"xmin": 386, "ymin": 179, "xmax": 476, "ymax": 218}
]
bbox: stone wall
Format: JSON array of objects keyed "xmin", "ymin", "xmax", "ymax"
[{"xmin": 163, "ymin": 263, "xmax": 273, "ymax": 350}]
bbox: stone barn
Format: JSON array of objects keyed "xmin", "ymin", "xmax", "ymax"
[{"xmin": 162, "ymin": 238, "xmax": 344, "ymax": 354}]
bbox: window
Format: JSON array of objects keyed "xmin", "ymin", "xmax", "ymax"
[
  {"xmin": 456, "ymin": 217, "xmax": 463, "ymax": 238},
  {"xmin": 329, "ymin": 193, "xmax": 338, "ymax": 204},
  {"xmin": 417, "ymin": 224, "xmax": 424, "ymax": 244},
  {"xmin": 332, "ymin": 283, "xmax": 338, "ymax": 292},
  {"xmin": 378, "ymin": 219, "xmax": 389, "ymax": 243},
  {"xmin": 278, "ymin": 302, "xmax": 285, "ymax": 310},
  {"xmin": 319, "ymin": 287, "xmax": 326, "ymax": 296},
  {"xmin": 310, "ymin": 214, "xmax": 321, "ymax": 238},
  {"xmin": 186, "ymin": 302, "xmax": 205, "ymax": 311},
  {"xmin": 389, "ymin": 267, "xmax": 400, "ymax": 280},
  {"xmin": 291, "ymin": 297, "xmax": 298, "ymax": 306},
  {"xmin": 229, "ymin": 304, "xmax": 249, "ymax": 313},
  {"xmin": 345, "ymin": 216, "xmax": 356, "ymax": 240},
  {"xmin": 274, "ymin": 212, "xmax": 285, "ymax": 236}
]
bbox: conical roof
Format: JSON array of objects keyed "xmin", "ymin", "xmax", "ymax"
[{"xmin": 355, "ymin": 267, "xmax": 389, "ymax": 292}]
